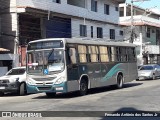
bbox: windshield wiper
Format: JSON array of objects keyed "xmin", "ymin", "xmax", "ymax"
[{"xmin": 48, "ymin": 49, "xmax": 54, "ymax": 63}]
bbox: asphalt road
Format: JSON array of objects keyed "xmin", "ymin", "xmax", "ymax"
[{"xmin": 1, "ymin": 79, "xmax": 160, "ymax": 120}]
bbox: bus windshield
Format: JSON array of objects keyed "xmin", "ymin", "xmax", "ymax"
[{"xmin": 27, "ymin": 49, "xmax": 64, "ymax": 75}]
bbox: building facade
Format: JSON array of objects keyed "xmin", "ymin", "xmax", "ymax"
[
  {"xmin": 119, "ymin": 3, "xmax": 160, "ymax": 65},
  {"xmin": 0, "ymin": 0, "xmax": 125, "ymax": 69}
]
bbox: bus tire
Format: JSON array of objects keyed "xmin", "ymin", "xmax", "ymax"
[
  {"xmin": 117, "ymin": 74, "xmax": 123, "ymax": 89},
  {"xmin": 79, "ymin": 79, "xmax": 88, "ymax": 96},
  {"xmin": 19, "ymin": 83, "xmax": 27, "ymax": 96},
  {"xmin": 46, "ymin": 92, "xmax": 56, "ymax": 98}
]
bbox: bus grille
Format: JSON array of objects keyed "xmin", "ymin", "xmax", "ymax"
[
  {"xmin": 33, "ymin": 77, "xmax": 56, "ymax": 81},
  {"xmin": 37, "ymin": 87, "xmax": 52, "ymax": 91}
]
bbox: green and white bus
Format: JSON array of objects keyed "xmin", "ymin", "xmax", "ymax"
[{"xmin": 26, "ymin": 38, "xmax": 138, "ymax": 97}]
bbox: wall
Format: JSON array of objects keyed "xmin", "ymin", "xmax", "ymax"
[
  {"xmin": 0, "ymin": 67, "xmax": 8, "ymax": 76},
  {"xmin": 0, "ymin": 0, "xmax": 18, "ymax": 54},
  {"xmin": 71, "ymin": 18, "xmax": 124, "ymax": 40}
]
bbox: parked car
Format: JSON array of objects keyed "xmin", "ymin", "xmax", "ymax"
[
  {"xmin": 0, "ymin": 67, "xmax": 26, "ymax": 96},
  {"xmin": 137, "ymin": 64, "xmax": 160, "ymax": 80}
]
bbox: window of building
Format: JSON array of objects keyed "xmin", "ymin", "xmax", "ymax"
[
  {"xmin": 88, "ymin": 46, "xmax": 99, "ymax": 62},
  {"xmin": 104, "ymin": 4, "xmax": 110, "ymax": 15},
  {"xmin": 97, "ymin": 27, "xmax": 103, "ymax": 38},
  {"xmin": 110, "ymin": 29, "xmax": 115, "ymax": 40},
  {"xmin": 78, "ymin": 45, "xmax": 87, "ymax": 63},
  {"xmin": 91, "ymin": 0, "xmax": 97, "ymax": 12},
  {"xmin": 67, "ymin": 0, "xmax": 85, "ymax": 8},
  {"xmin": 80, "ymin": 25, "xmax": 87, "ymax": 37},
  {"xmin": 99, "ymin": 46, "xmax": 109, "ymax": 62},
  {"xmin": 52, "ymin": 0, "xmax": 61, "ymax": 4},
  {"xmin": 119, "ymin": 30, "xmax": 123, "ymax": 36},
  {"xmin": 91, "ymin": 26, "xmax": 93, "ymax": 38},
  {"xmin": 119, "ymin": 7, "xmax": 124, "ymax": 17},
  {"xmin": 146, "ymin": 27, "xmax": 150, "ymax": 38},
  {"xmin": 115, "ymin": 6, "xmax": 119, "ymax": 11}
]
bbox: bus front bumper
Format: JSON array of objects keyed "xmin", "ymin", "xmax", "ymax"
[{"xmin": 26, "ymin": 82, "xmax": 67, "ymax": 94}]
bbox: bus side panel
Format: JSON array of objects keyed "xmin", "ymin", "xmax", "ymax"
[
  {"xmin": 127, "ymin": 63, "xmax": 138, "ymax": 82},
  {"xmin": 87, "ymin": 63, "xmax": 101, "ymax": 88},
  {"xmin": 99, "ymin": 63, "xmax": 116, "ymax": 87},
  {"xmin": 67, "ymin": 65, "xmax": 80, "ymax": 92},
  {"xmin": 100, "ymin": 63, "xmax": 129, "ymax": 87}
]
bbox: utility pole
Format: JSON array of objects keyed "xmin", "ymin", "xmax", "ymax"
[{"xmin": 130, "ymin": 0, "xmax": 150, "ymax": 43}]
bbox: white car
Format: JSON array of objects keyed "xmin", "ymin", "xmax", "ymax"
[
  {"xmin": 138, "ymin": 64, "xmax": 160, "ymax": 80},
  {"xmin": 0, "ymin": 67, "xmax": 26, "ymax": 95}
]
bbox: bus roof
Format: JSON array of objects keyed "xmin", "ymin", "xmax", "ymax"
[{"xmin": 28, "ymin": 38, "xmax": 136, "ymax": 47}]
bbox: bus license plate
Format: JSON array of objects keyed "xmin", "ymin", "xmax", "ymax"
[{"xmin": 0, "ymin": 87, "xmax": 5, "ymax": 89}]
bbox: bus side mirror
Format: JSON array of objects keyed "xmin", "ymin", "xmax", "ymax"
[{"xmin": 69, "ymin": 49, "xmax": 73, "ymax": 56}]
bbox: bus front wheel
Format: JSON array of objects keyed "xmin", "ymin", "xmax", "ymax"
[
  {"xmin": 117, "ymin": 74, "xmax": 123, "ymax": 89},
  {"xmin": 79, "ymin": 79, "xmax": 88, "ymax": 96},
  {"xmin": 19, "ymin": 83, "xmax": 27, "ymax": 96}
]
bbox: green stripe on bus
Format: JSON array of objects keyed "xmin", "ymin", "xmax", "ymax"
[{"xmin": 102, "ymin": 63, "xmax": 124, "ymax": 82}]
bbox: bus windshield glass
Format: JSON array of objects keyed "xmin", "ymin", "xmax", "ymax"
[{"xmin": 27, "ymin": 49, "xmax": 64, "ymax": 75}]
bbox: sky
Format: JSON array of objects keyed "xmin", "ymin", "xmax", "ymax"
[{"xmin": 126, "ymin": 0, "xmax": 160, "ymax": 12}]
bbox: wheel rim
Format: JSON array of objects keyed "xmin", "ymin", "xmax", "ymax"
[{"xmin": 81, "ymin": 82, "xmax": 87, "ymax": 92}]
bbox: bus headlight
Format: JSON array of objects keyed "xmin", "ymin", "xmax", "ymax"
[
  {"xmin": 27, "ymin": 79, "xmax": 35, "ymax": 85},
  {"xmin": 54, "ymin": 76, "xmax": 66, "ymax": 85}
]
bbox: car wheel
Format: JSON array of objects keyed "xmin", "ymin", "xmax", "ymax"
[
  {"xmin": 117, "ymin": 74, "xmax": 123, "ymax": 89},
  {"xmin": 46, "ymin": 92, "xmax": 56, "ymax": 98},
  {"xmin": 152, "ymin": 74, "xmax": 156, "ymax": 80},
  {"xmin": 79, "ymin": 79, "xmax": 88, "ymax": 96},
  {"xmin": 19, "ymin": 83, "xmax": 27, "ymax": 96}
]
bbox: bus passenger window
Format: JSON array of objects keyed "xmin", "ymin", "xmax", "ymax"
[
  {"xmin": 111, "ymin": 47, "xmax": 116, "ymax": 62},
  {"xmin": 88, "ymin": 46, "xmax": 99, "ymax": 62},
  {"xmin": 99, "ymin": 46, "xmax": 109, "ymax": 62},
  {"xmin": 78, "ymin": 45, "xmax": 87, "ymax": 63},
  {"xmin": 69, "ymin": 48, "xmax": 77, "ymax": 64}
]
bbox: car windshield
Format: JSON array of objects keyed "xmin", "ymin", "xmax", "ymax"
[
  {"xmin": 27, "ymin": 49, "xmax": 64, "ymax": 75},
  {"xmin": 139, "ymin": 66, "xmax": 154, "ymax": 70},
  {"xmin": 7, "ymin": 68, "xmax": 25, "ymax": 75}
]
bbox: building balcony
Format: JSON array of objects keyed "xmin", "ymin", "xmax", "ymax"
[
  {"xmin": 119, "ymin": 15, "xmax": 160, "ymax": 27},
  {"xmin": 145, "ymin": 45, "xmax": 160, "ymax": 54},
  {"xmin": 16, "ymin": 0, "xmax": 119, "ymax": 24}
]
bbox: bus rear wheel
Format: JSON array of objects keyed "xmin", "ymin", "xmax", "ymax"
[
  {"xmin": 117, "ymin": 74, "xmax": 123, "ymax": 89},
  {"xmin": 79, "ymin": 79, "xmax": 88, "ymax": 96},
  {"xmin": 46, "ymin": 92, "xmax": 56, "ymax": 98}
]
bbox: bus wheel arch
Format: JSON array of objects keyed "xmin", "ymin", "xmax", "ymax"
[
  {"xmin": 116, "ymin": 72, "xmax": 124, "ymax": 89},
  {"xmin": 79, "ymin": 75, "xmax": 89, "ymax": 96}
]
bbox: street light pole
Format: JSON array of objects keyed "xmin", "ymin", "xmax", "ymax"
[{"xmin": 130, "ymin": 0, "xmax": 134, "ymax": 43}]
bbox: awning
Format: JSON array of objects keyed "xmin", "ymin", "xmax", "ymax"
[{"xmin": 0, "ymin": 48, "xmax": 10, "ymax": 52}]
